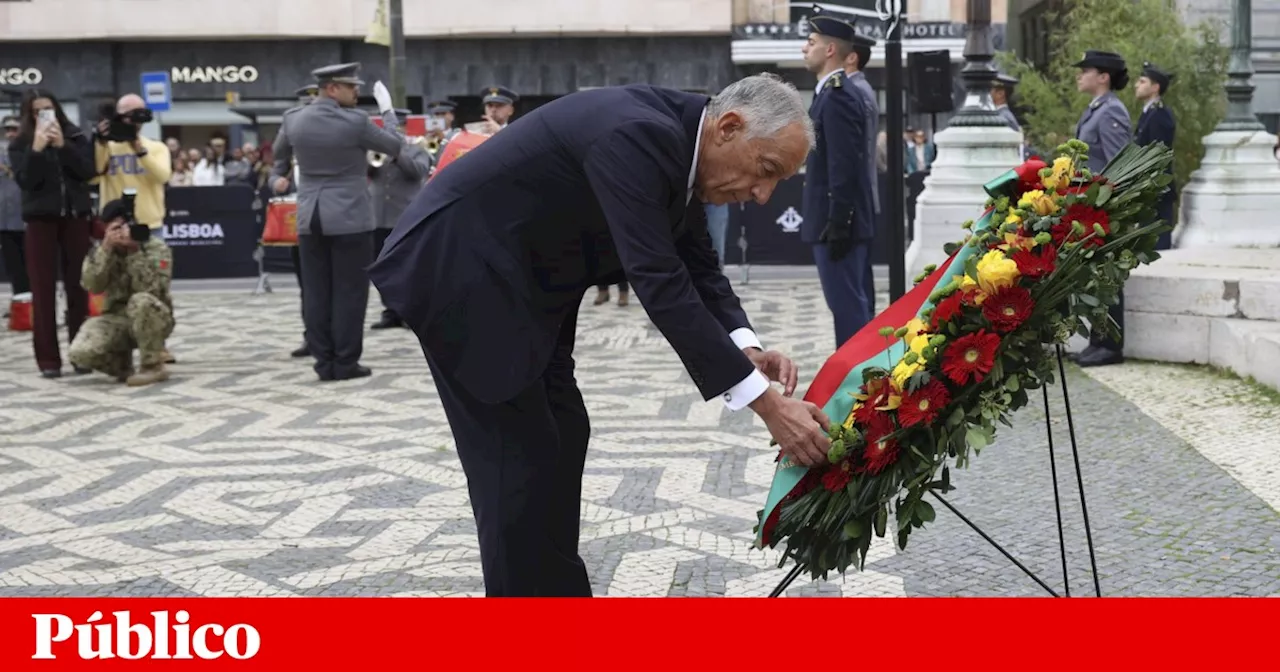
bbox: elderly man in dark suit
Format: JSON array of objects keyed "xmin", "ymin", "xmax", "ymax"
[
  {"xmin": 369, "ymin": 74, "xmax": 831, "ymax": 597},
  {"xmin": 799, "ymin": 14, "xmax": 881, "ymax": 348},
  {"xmin": 270, "ymin": 62, "xmax": 404, "ymax": 381}
]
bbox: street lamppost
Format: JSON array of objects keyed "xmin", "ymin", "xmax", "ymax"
[
  {"xmin": 389, "ymin": 0, "xmax": 407, "ymax": 109},
  {"xmin": 948, "ymin": 0, "xmax": 1005, "ymax": 128},
  {"xmin": 1216, "ymin": 0, "xmax": 1263, "ymax": 132},
  {"xmin": 882, "ymin": 0, "xmax": 908, "ymax": 301}
]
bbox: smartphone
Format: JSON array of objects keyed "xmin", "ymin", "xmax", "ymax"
[
  {"xmin": 426, "ymin": 117, "xmax": 446, "ymax": 133},
  {"xmin": 129, "ymin": 224, "xmax": 151, "ymax": 243},
  {"xmin": 37, "ymin": 109, "xmax": 55, "ymax": 130}
]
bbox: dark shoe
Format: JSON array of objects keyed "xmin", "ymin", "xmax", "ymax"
[
  {"xmin": 593, "ymin": 289, "xmax": 609, "ymax": 305},
  {"xmin": 331, "ymin": 365, "xmax": 372, "ymax": 381},
  {"xmin": 371, "ymin": 313, "xmax": 403, "ymax": 329},
  {"xmin": 1075, "ymin": 346, "xmax": 1123, "ymax": 368},
  {"xmin": 40, "ymin": 369, "xmax": 61, "ymax": 379},
  {"xmin": 617, "ymin": 290, "xmax": 629, "ymax": 307},
  {"xmin": 291, "ymin": 343, "xmax": 311, "ymax": 358},
  {"xmin": 73, "ymin": 365, "xmax": 92, "ymax": 375}
]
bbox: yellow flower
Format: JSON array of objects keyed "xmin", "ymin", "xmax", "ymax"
[
  {"xmin": 1017, "ymin": 189, "xmax": 1059, "ymax": 216},
  {"xmin": 892, "ymin": 359, "xmax": 921, "ymax": 388},
  {"xmin": 958, "ymin": 274, "xmax": 986, "ymax": 304},
  {"xmin": 999, "ymin": 231, "xmax": 1036, "ymax": 251},
  {"xmin": 975, "ymin": 249, "xmax": 1020, "ymax": 295},
  {"xmin": 1042, "ymin": 156, "xmax": 1074, "ymax": 192},
  {"xmin": 902, "ymin": 317, "xmax": 928, "ymax": 341},
  {"xmin": 1004, "ymin": 211, "xmax": 1023, "ymax": 226},
  {"xmin": 909, "ymin": 333, "xmax": 930, "ymax": 358}
]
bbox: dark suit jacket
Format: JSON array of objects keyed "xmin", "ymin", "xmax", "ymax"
[
  {"xmin": 1135, "ymin": 101, "xmax": 1175, "ymax": 171},
  {"xmin": 367, "ymin": 85, "xmax": 757, "ymax": 405},
  {"xmin": 801, "ymin": 71, "xmax": 879, "ymax": 244}
]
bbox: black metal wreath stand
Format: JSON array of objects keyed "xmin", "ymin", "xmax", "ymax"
[{"xmin": 767, "ymin": 345, "xmax": 1102, "ymax": 598}]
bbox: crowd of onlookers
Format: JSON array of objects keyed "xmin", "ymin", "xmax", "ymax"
[{"xmin": 162, "ymin": 133, "xmax": 276, "ymax": 192}]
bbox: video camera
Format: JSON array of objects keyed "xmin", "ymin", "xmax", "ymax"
[
  {"xmin": 96, "ymin": 101, "xmax": 153, "ymax": 143},
  {"xmin": 119, "ymin": 188, "xmax": 150, "ymax": 243}
]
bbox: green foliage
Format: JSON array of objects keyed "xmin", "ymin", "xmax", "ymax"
[{"xmin": 997, "ymin": 0, "xmax": 1229, "ymax": 190}]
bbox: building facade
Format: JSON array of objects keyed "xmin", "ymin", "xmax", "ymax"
[
  {"xmin": 0, "ymin": 0, "xmax": 737, "ymax": 146},
  {"xmin": 730, "ymin": 0, "xmax": 1010, "ymax": 134}
]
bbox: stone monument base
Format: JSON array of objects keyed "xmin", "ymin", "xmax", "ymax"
[
  {"xmin": 915, "ymin": 124, "xmax": 1023, "ymax": 234},
  {"xmin": 1177, "ymin": 129, "xmax": 1280, "ymax": 248}
]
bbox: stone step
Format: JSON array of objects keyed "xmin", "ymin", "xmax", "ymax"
[
  {"xmin": 1128, "ymin": 248, "xmax": 1280, "ymax": 321},
  {"xmin": 1125, "ymin": 314, "xmax": 1280, "ymax": 392}
]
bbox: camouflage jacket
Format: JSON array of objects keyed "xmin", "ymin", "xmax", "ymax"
[{"xmin": 81, "ymin": 238, "xmax": 173, "ymax": 315}]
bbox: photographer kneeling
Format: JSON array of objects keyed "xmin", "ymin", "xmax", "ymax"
[{"xmin": 69, "ymin": 193, "xmax": 173, "ymax": 386}]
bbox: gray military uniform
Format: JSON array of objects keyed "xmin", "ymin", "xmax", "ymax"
[
  {"xmin": 1075, "ymin": 91, "xmax": 1131, "ymax": 174},
  {"xmin": 370, "ymin": 140, "xmax": 431, "ymax": 231},
  {"xmin": 995, "ymin": 104, "xmax": 1021, "ymax": 132},
  {"xmin": 271, "ymin": 98, "xmax": 402, "ymax": 236}
]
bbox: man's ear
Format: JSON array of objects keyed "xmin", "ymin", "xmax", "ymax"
[{"xmin": 715, "ymin": 111, "xmax": 745, "ymax": 144}]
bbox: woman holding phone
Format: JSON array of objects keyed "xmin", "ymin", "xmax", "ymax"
[{"xmin": 8, "ymin": 89, "xmax": 96, "ymax": 378}]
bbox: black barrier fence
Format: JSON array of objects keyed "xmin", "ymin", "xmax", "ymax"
[
  {"xmin": 724, "ymin": 172, "xmax": 919, "ymax": 267},
  {"xmin": 0, "ymin": 175, "xmax": 925, "ymax": 284}
]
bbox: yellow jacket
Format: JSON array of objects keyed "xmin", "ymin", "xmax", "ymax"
[{"xmin": 94, "ymin": 137, "xmax": 171, "ymax": 228}]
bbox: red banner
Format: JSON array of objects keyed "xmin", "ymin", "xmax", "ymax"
[{"xmin": 0, "ymin": 598, "xmax": 1271, "ymax": 667}]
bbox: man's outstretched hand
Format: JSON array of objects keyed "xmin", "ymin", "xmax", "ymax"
[
  {"xmin": 745, "ymin": 348, "xmax": 799, "ymax": 397},
  {"xmin": 750, "ymin": 388, "xmax": 831, "ymax": 467}
]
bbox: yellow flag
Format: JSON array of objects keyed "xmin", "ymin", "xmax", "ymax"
[{"xmin": 365, "ymin": 0, "xmax": 390, "ymax": 47}]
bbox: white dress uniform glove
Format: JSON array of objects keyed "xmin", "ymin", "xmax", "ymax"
[{"xmin": 372, "ymin": 81, "xmax": 394, "ymax": 114}]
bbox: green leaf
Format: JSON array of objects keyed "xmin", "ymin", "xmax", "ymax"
[
  {"xmin": 1006, "ymin": 376, "xmax": 1021, "ymax": 392},
  {"xmin": 897, "ymin": 528, "xmax": 911, "ymax": 550},
  {"xmin": 966, "ymin": 426, "xmax": 990, "ymax": 450},
  {"xmin": 1095, "ymin": 183, "xmax": 1114, "ymax": 206},
  {"xmin": 1078, "ymin": 293, "xmax": 1100, "ymax": 307},
  {"xmin": 917, "ymin": 500, "xmax": 937, "ymax": 523},
  {"xmin": 842, "ymin": 520, "xmax": 864, "ymax": 539},
  {"xmin": 874, "ymin": 506, "xmax": 887, "ymax": 537}
]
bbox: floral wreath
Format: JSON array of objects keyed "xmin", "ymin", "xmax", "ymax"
[{"xmin": 754, "ymin": 139, "xmax": 1174, "ymax": 580}]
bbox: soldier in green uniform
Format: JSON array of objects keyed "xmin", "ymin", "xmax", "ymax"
[{"xmin": 68, "ymin": 197, "xmax": 174, "ymax": 386}]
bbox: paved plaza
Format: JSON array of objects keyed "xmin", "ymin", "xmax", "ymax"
[{"xmin": 1, "ymin": 278, "xmax": 1278, "ymax": 597}]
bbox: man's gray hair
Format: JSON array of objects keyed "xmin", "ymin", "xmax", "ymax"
[{"xmin": 707, "ymin": 73, "xmax": 815, "ymax": 149}]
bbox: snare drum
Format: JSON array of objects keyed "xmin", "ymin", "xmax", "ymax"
[{"xmin": 263, "ymin": 196, "xmax": 299, "ymax": 246}]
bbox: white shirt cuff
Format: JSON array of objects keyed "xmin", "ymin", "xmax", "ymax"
[
  {"xmin": 721, "ymin": 368, "xmax": 770, "ymax": 412},
  {"xmin": 728, "ymin": 328, "xmax": 762, "ymax": 352}
]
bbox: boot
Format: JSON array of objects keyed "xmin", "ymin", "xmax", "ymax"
[
  {"xmin": 617, "ymin": 289, "xmax": 629, "ymax": 307},
  {"xmin": 593, "ymin": 288, "xmax": 610, "ymax": 305},
  {"xmin": 126, "ymin": 363, "xmax": 170, "ymax": 387}
]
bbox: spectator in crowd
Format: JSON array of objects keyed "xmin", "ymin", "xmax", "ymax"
[
  {"xmin": 9, "ymin": 89, "xmax": 96, "ymax": 377},
  {"xmin": 69, "ymin": 197, "xmax": 174, "ymax": 386},
  {"xmin": 94, "ymin": 92, "xmax": 174, "ymax": 363},
  {"xmin": 185, "ymin": 147, "xmax": 203, "ymax": 167},
  {"xmin": 1, "ymin": 115, "xmax": 28, "ymax": 302},
  {"xmin": 169, "ymin": 155, "xmax": 193, "ymax": 186},
  {"xmin": 193, "ymin": 130, "xmax": 249, "ymax": 186}
]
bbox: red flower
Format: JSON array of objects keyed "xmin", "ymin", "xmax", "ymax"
[
  {"xmin": 1011, "ymin": 244, "xmax": 1057, "ymax": 278},
  {"xmin": 898, "ymin": 379, "xmax": 952, "ymax": 428},
  {"xmin": 941, "ymin": 329, "xmax": 1001, "ymax": 385},
  {"xmin": 982, "ymin": 286, "xmax": 1035, "ymax": 333},
  {"xmin": 853, "ymin": 377, "xmax": 896, "ymax": 425},
  {"xmin": 822, "ymin": 460, "xmax": 853, "ymax": 492},
  {"xmin": 856, "ymin": 413, "xmax": 901, "ymax": 475},
  {"xmin": 1054, "ymin": 204, "xmax": 1111, "ymax": 247},
  {"xmin": 930, "ymin": 292, "xmax": 966, "ymax": 330}
]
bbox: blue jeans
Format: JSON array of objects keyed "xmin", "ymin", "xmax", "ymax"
[{"xmin": 703, "ymin": 203, "xmax": 729, "ymax": 265}]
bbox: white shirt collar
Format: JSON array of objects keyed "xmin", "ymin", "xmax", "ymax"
[
  {"xmin": 1143, "ymin": 97, "xmax": 1159, "ymax": 113},
  {"xmin": 815, "ymin": 69, "xmax": 843, "ymax": 94},
  {"xmin": 687, "ymin": 106, "xmax": 706, "ymax": 204}
]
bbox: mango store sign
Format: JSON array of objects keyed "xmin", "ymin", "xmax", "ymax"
[
  {"xmin": 0, "ymin": 68, "xmax": 43, "ymax": 85},
  {"xmin": 170, "ymin": 66, "xmax": 259, "ymax": 84}
]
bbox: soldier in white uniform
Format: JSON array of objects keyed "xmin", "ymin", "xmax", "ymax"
[{"xmin": 269, "ymin": 62, "xmax": 404, "ymax": 381}]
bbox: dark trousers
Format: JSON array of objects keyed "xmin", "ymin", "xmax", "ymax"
[
  {"xmin": 373, "ymin": 228, "xmax": 398, "ymax": 319},
  {"xmin": 298, "ymin": 228, "xmax": 373, "ymax": 378},
  {"xmin": 597, "ymin": 281, "xmax": 627, "ymax": 292},
  {"xmin": 1, "ymin": 230, "xmax": 30, "ymax": 296},
  {"xmin": 426, "ymin": 303, "xmax": 592, "ymax": 597},
  {"xmin": 813, "ymin": 241, "xmax": 875, "ymax": 348},
  {"xmin": 290, "ymin": 244, "xmax": 306, "ymax": 335},
  {"xmin": 25, "ymin": 216, "xmax": 90, "ymax": 370}
]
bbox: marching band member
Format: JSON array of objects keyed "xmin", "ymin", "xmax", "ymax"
[{"xmin": 369, "ymin": 108, "xmax": 432, "ymax": 330}]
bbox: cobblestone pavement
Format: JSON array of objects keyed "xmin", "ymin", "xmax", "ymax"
[{"xmin": 1, "ymin": 282, "xmax": 1278, "ymax": 597}]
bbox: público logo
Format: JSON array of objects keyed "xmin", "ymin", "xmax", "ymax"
[{"xmin": 32, "ymin": 610, "xmax": 261, "ymax": 660}]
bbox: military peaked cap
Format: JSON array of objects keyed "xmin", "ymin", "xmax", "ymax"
[
  {"xmin": 427, "ymin": 100, "xmax": 457, "ymax": 115},
  {"xmin": 993, "ymin": 73, "xmax": 1019, "ymax": 88},
  {"xmin": 1073, "ymin": 50, "xmax": 1127, "ymax": 73},
  {"xmin": 295, "ymin": 84, "xmax": 319, "ymax": 98},
  {"xmin": 312, "ymin": 62, "xmax": 365, "ymax": 86},
  {"xmin": 1141, "ymin": 62, "xmax": 1174, "ymax": 90},
  {"xmin": 481, "ymin": 86, "xmax": 519, "ymax": 105}
]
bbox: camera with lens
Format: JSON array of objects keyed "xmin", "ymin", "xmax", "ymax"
[
  {"xmin": 120, "ymin": 188, "xmax": 150, "ymax": 243},
  {"xmin": 96, "ymin": 101, "xmax": 154, "ymax": 143}
]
